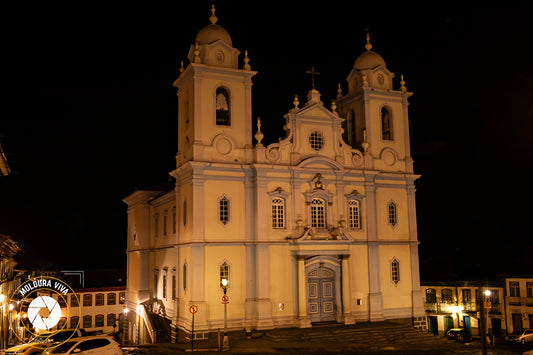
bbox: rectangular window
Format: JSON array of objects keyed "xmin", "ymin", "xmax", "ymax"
[
  {"xmin": 107, "ymin": 293, "xmax": 116, "ymax": 305},
  {"xmin": 391, "ymin": 258, "xmax": 400, "ymax": 284},
  {"xmin": 163, "ymin": 274, "xmax": 167, "ymax": 299},
  {"xmin": 70, "ymin": 316, "xmax": 79, "ymax": 329},
  {"xmin": 441, "ymin": 289, "xmax": 453, "ymax": 303},
  {"xmin": 154, "ymin": 213, "xmax": 159, "ymax": 237},
  {"xmin": 95, "ymin": 293, "xmax": 104, "ymax": 306},
  {"xmin": 271, "ymin": 198, "xmax": 285, "ymax": 228},
  {"xmin": 83, "ymin": 294, "xmax": 92, "ymax": 307},
  {"xmin": 388, "ymin": 202, "xmax": 397, "ymax": 226},
  {"xmin": 119, "ymin": 292, "xmax": 125, "ymax": 305},
  {"xmin": 348, "ymin": 200, "xmax": 360, "ymax": 229},
  {"xmin": 163, "ymin": 211, "xmax": 168, "ymax": 236},
  {"xmin": 462, "ymin": 289, "xmax": 471, "ymax": 303},
  {"xmin": 71, "ymin": 295, "xmax": 79, "ymax": 307},
  {"xmin": 219, "ymin": 197, "xmax": 229, "ymax": 225},
  {"xmin": 83, "ymin": 315, "xmax": 92, "ymax": 329},
  {"xmin": 95, "ymin": 314, "xmax": 104, "ymax": 327},
  {"xmin": 527, "ymin": 282, "xmax": 533, "ymax": 298},
  {"xmin": 510, "ymin": 281, "xmax": 520, "ymax": 297},
  {"xmin": 172, "ymin": 275, "xmax": 177, "ymax": 300},
  {"xmin": 107, "ymin": 314, "xmax": 116, "ymax": 327},
  {"xmin": 311, "ymin": 198, "xmax": 326, "ymax": 228}
]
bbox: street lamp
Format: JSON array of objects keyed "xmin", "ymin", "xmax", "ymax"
[
  {"xmin": 221, "ymin": 278, "xmax": 229, "ymax": 350},
  {"xmin": 122, "ymin": 308, "xmax": 129, "ymax": 346}
]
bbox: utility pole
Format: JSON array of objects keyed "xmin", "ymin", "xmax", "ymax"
[{"xmin": 477, "ymin": 287, "xmax": 488, "ymax": 355}]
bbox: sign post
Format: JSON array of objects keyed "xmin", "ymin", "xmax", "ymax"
[{"xmin": 189, "ymin": 305, "xmax": 198, "ymax": 352}]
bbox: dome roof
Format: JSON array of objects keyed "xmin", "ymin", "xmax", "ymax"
[
  {"xmin": 195, "ymin": 5, "xmax": 232, "ymax": 46},
  {"xmin": 196, "ymin": 23, "xmax": 232, "ymax": 46},
  {"xmin": 353, "ymin": 50, "xmax": 386, "ymax": 70},
  {"xmin": 353, "ymin": 34, "xmax": 386, "ymax": 70}
]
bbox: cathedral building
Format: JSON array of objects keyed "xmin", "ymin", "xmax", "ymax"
[{"xmin": 123, "ymin": 6, "xmax": 426, "ymax": 343}]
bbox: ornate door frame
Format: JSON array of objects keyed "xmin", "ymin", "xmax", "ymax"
[{"xmin": 305, "ymin": 256, "xmax": 342, "ymax": 323}]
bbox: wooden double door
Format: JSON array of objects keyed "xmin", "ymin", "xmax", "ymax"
[{"xmin": 307, "ymin": 266, "xmax": 336, "ymax": 323}]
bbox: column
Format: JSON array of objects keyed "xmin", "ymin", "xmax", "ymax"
[
  {"xmin": 407, "ymin": 180, "xmax": 424, "ymax": 318},
  {"xmin": 297, "ymin": 256, "xmax": 311, "ymax": 328},
  {"xmin": 364, "ymin": 176, "xmax": 384, "ymax": 321},
  {"xmin": 341, "ymin": 255, "xmax": 355, "ymax": 324}
]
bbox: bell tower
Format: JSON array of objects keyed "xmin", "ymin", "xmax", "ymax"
[
  {"xmin": 173, "ymin": 5, "xmax": 256, "ymax": 166},
  {"xmin": 337, "ymin": 34, "xmax": 414, "ymax": 173}
]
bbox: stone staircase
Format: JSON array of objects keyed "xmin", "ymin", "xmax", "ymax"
[{"xmin": 262, "ymin": 321, "xmax": 463, "ymax": 351}]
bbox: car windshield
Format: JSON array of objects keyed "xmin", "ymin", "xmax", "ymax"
[{"xmin": 30, "ymin": 334, "xmax": 53, "ymax": 344}]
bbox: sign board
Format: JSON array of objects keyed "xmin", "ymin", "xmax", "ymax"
[
  {"xmin": 484, "ymin": 301, "xmax": 491, "ymax": 309},
  {"xmin": 221, "ymin": 295, "xmax": 229, "ymax": 304},
  {"xmin": 189, "ymin": 304, "xmax": 198, "ymax": 314}
]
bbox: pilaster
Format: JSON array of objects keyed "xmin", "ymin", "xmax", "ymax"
[{"xmin": 297, "ymin": 255, "xmax": 311, "ymax": 328}]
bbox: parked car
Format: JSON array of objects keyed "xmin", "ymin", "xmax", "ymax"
[
  {"xmin": 5, "ymin": 329, "xmax": 84, "ymax": 355},
  {"xmin": 43, "ymin": 335, "xmax": 122, "ymax": 355},
  {"xmin": 445, "ymin": 328, "xmax": 472, "ymax": 343},
  {"xmin": 506, "ymin": 328, "xmax": 533, "ymax": 344}
]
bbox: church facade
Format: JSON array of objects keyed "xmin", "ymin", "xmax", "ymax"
[{"xmin": 123, "ymin": 6, "xmax": 425, "ymax": 343}]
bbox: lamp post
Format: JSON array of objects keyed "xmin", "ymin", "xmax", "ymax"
[
  {"xmin": 122, "ymin": 308, "xmax": 129, "ymax": 346},
  {"xmin": 221, "ymin": 278, "xmax": 229, "ymax": 350}
]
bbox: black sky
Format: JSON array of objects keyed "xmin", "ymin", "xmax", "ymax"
[{"xmin": 2, "ymin": 3, "xmax": 532, "ymax": 280}]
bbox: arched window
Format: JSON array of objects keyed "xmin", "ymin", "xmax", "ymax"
[
  {"xmin": 83, "ymin": 294, "xmax": 92, "ymax": 307},
  {"xmin": 381, "ymin": 106, "xmax": 393, "ymax": 140},
  {"xmin": 70, "ymin": 316, "xmax": 79, "ymax": 329},
  {"xmin": 426, "ymin": 288, "xmax": 436, "ymax": 303},
  {"xmin": 271, "ymin": 197, "xmax": 285, "ymax": 228},
  {"xmin": 348, "ymin": 200, "xmax": 360, "ymax": 229},
  {"xmin": 107, "ymin": 293, "xmax": 116, "ymax": 305},
  {"xmin": 216, "ymin": 87, "xmax": 230, "ymax": 125},
  {"xmin": 311, "ymin": 198, "xmax": 326, "ymax": 228},
  {"xmin": 83, "ymin": 315, "xmax": 92, "ymax": 328}
]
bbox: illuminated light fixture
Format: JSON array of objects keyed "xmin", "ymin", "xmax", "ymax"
[
  {"xmin": 451, "ymin": 305, "xmax": 459, "ymax": 314},
  {"xmin": 124, "ymin": 308, "xmax": 129, "ymax": 315},
  {"xmin": 27, "ymin": 296, "xmax": 61, "ymax": 330},
  {"xmin": 221, "ymin": 278, "xmax": 228, "ymax": 288},
  {"xmin": 484, "ymin": 290, "xmax": 491, "ymax": 297}
]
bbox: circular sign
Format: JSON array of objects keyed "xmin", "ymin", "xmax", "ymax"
[
  {"xmin": 9, "ymin": 276, "xmax": 81, "ymax": 349},
  {"xmin": 189, "ymin": 305, "xmax": 198, "ymax": 314},
  {"xmin": 27, "ymin": 295, "xmax": 62, "ymax": 330},
  {"xmin": 221, "ymin": 295, "xmax": 229, "ymax": 303}
]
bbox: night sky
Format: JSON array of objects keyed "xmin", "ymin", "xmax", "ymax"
[{"xmin": 1, "ymin": 3, "xmax": 532, "ymax": 280}]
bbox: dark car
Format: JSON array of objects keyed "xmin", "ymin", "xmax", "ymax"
[{"xmin": 446, "ymin": 328, "xmax": 472, "ymax": 343}]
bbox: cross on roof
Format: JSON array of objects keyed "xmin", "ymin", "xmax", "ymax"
[{"xmin": 306, "ymin": 66, "xmax": 320, "ymax": 89}]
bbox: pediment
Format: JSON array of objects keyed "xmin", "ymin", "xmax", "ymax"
[{"xmin": 296, "ymin": 103, "xmax": 342, "ymax": 122}]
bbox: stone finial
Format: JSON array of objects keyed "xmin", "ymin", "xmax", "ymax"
[
  {"xmin": 293, "ymin": 95, "xmax": 300, "ymax": 108},
  {"xmin": 365, "ymin": 33, "xmax": 372, "ymax": 51},
  {"xmin": 331, "ymin": 100, "xmax": 337, "ymax": 112},
  {"xmin": 243, "ymin": 50, "xmax": 251, "ymax": 70},
  {"xmin": 179, "ymin": 60, "xmax": 184, "ymax": 74},
  {"xmin": 361, "ymin": 129, "xmax": 369, "ymax": 154},
  {"xmin": 194, "ymin": 43, "xmax": 201, "ymax": 63},
  {"xmin": 254, "ymin": 117, "xmax": 264, "ymax": 147},
  {"xmin": 337, "ymin": 83, "xmax": 342, "ymax": 99},
  {"xmin": 362, "ymin": 74, "xmax": 369, "ymax": 87},
  {"xmin": 209, "ymin": 4, "xmax": 218, "ymax": 24},
  {"xmin": 400, "ymin": 74, "xmax": 407, "ymax": 92}
]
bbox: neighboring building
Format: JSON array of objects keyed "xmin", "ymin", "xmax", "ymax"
[
  {"xmin": 42, "ymin": 286, "xmax": 127, "ymax": 334},
  {"xmin": 421, "ymin": 282, "xmax": 506, "ymax": 337},
  {"xmin": 504, "ymin": 277, "xmax": 533, "ymax": 332},
  {"xmin": 124, "ymin": 6, "xmax": 425, "ymax": 344}
]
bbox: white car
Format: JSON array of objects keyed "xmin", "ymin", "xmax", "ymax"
[
  {"xmin": 43, "ymin": 335, "xmax": 122, "ymax": 355},
  {"xmin": 506, "ymin": 328, "xmax": 533, "ymax": 344}
]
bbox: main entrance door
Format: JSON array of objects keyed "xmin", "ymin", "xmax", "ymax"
[{"xmin": 307, "ymin": 267, "xmax": 336, "ymax": 323}]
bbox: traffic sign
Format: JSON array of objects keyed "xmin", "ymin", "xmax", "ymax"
[
  {"xmin": 221, "ymin": 295, "xmax": 229, "ymax": 304},
  {"xmin": 189, "ymin": 304, "xmax": 198, "ymax": 314}
]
